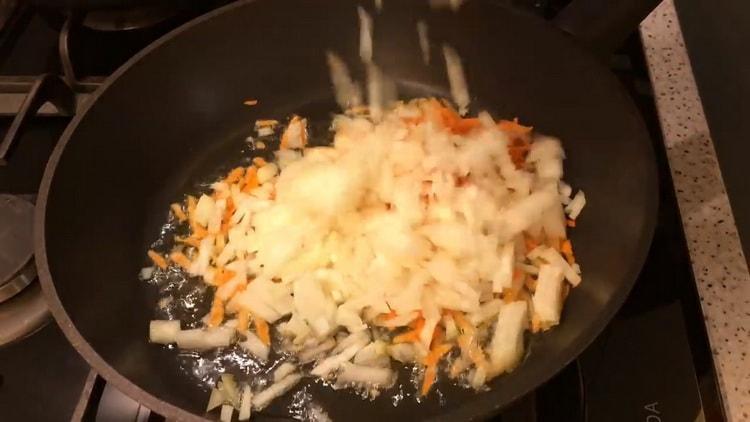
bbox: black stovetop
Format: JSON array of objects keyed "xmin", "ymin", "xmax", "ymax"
[{"xmin": 0, "ymin": 1, "xmax": 724, "ymax": 421}]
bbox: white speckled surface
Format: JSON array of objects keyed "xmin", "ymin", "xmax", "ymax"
[{"xmin": 640, "ymin": 2, "xmax": 750, "ymax": 421}]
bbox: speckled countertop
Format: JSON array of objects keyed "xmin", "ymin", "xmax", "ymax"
[{"xmin": 640, "ymin": 2, "xmax": 750, "ymax": 421}]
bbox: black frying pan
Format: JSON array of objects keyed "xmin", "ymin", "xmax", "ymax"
[{"xmin": 35, "ymin": 0, "xmax": 660, "ymax": 420}]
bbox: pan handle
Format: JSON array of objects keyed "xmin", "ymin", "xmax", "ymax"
[
  {"xmin": 553, "ymin": 0, "xmax": 663, "ymax": 55},
  {"xmin": 0, "ymin": 74, "xmax": 75, "ymax": 166}
]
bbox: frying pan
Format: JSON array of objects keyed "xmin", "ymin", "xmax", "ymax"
[{"xmin": 35, "ymin": 0, "xmax": 660, "ymax": 420}]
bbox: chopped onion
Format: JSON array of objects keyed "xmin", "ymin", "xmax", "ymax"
[
  {"xmin": 311, "ymin": 340, "xmax": 368, "ymax": 378},
  {"xmin": 442, "ymin": 45, "xmax": 470, "ymax": 115},
  {"xmin": 149, "ymin": 320, "xmax": 180, "ymax": 345},
  {"xmin": 353, "ymin": 341, "xmax": 388, "ymax": 366},
  {"xmin": 176, "ymin": 327, "xmax": 235, "ymax": 350},
  {"xmin": 358, "ymin": 6, "xmax": 373, "ymax": 63},
  {"xmin": 139, "ymin": 266, "xmax": 155, "ymax": 280},
  {"xmin": 387, "ymin": 343, "xmax": 416, "ymax": 363},
  {"xmin": 532, "ymin": 264, "xmax": 565, "ymax": 328},
  {"xmin": 565, "ymin": 190, "xmax": 586, "ymax": 220},
  {"xmin": 298, "ymin": 338, "xmax": 336, "ymax": 363},
  {"xmin": 206, "ymin": 388, "xmax": 224, "ymax": 412},
  {"xmin": 220, "ymin": 404, "xmax": 233, "ymax": 422},
  {"xmin": 253, "ymin": 373, "xmax": 303, "ymax": 410},
  {"xmin": 240, "ymin": 331, "xmax": 270, "ymax": 361},
  {"xmin": 492, "ymin": 242, "xmax": 514, "ymax": 292},
  {"xmin": 488, "ymin": 301, "xmax": 528, "ymax": 377},
  {"xmin": 335, "ymin": 362, "xmax": 395, "ymax": 387},
  {"xmin": 238, "ymin": 385, "xmax": 253, "ymax": 421},
  {"xmin": 417, "ymin": 20, "xmax": 430, "ymax": 65},
  {"xmin": 219, "ymin": 374, "xmax": 241, "ymax": 407},
  {"xmin": 326, "ymin": 51, "xmax": 362, "ymax": 110},
  {"xmin": 273, "ymin": 362, "xmax": 297, "ymax": 382}
]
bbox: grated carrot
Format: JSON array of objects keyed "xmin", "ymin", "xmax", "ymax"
[
  {"xmin": 147, "ymin": 250, "xmax": 168, "ymax": 270},
  {"xmin": 220, "ymin": 196, "xmax": 235, "ymax": 234},
  {"xmin": 449, "ymin": 311, "xmax": 473, "ymax": 335},
  {"xmin": 497, "ymin": 118, "xmax": 533, "ymax": 137},
  {"xmin": 524, "ymin": 235, "xmax": 540, "ymax": 253},
  {"xmin": 190, "ymin": 221, "xmax": 208, "ymax": 240},
  {"xmin": 423, "ymin": 343, "xmax": 453, "ymax": 367},
  {"xmin": 560, "ymin": 239, "xmax": 575, "ymax": 265},
  {"xmin": 224, "ymin": 167, "xmax": 245, "ymax": 185},
  {"xmin": 176, "ymin": 236, "xmax": 201, "ymax": 248},
  {"xmin": 208, "ymin": 297, "xmax": 224, "ymax": 327},
  {"xmin": 213, "ymin": 269, "xmax": 236, "ymax": 286},
  {"xmin": 255, "ymin": 119, "xmax": 279, "ymax": 127},
  {"xmin": 169, "ymin": 251, "xmax": 191, "ymax": 270},
  {"xmin": 421, "ymin": 364, "xmax": 438, "ymax": 396},
  {"xmin": 243, "ymin": 99, "xmax": 258, "ymax": 106},
  {"xmin": 237, "ymin": 309, "xmax": 250, "ymax": 334},
  {"xmin": 254, "ymin": 316, "xmax": 271, "ymax": 346},
  {"xmin": 170, "ymin": 203, "xmax": 188, "ymax": 222},
  {"xmin": 241, "ymin": 166, "xmax": 259, "ymax": 193},
  {"xmin": 566, "ymin": 219, "xmax": 576, "ymax": 227},
  {"xmin": 430, "ymin": 324, "xmax": 445, "ymax": 349}
]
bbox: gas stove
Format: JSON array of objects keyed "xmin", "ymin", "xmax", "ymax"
[{"xmin": 0, "ymin": 1, "xmax": 725, "ymax": 421}]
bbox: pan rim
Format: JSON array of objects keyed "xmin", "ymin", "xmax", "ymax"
[{"xmin": 34, "ymin": 0, "xmax": 659, "ymax": 420}]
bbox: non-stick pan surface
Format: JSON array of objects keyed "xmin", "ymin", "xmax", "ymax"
[{"xmin": 36, "ymin": 0, "xmax": 657, "ymax": 420}]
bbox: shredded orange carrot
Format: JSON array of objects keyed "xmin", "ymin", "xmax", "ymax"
[
  {"xmin": 503, "ymin": 269, "xmax": 526, "ymax": 303},
  {"xmin": 243, "ymin": 99, "xmax": 258, "ymax": 106},
  {"xmin": 252, "ymin": 157, "xmax": 267, "ymax": 167},
  {"xmin": 255, "ymin": 119, "xmax": 279, "ymax": 127},
  {"xmin": 436, "ymin": 104, "xmax": 482, "ymax": 135},
  {"xmin": 170, "ymin": 203, "xmax": 188, "ymax": 222},
  {"xmin": 237, "ymin": 309, "xmax": 250, "ymax": 334},
  {"xmin": 421, "ymin": 364, "xmax": 438, "ymax": 396},
  {"xmin": 169, "ymin": 251, "xmax": 191, "ymax": 270},
  {"xmin": 213, "ymin": 269, "xmax": 236, "ymax": 286},
  {"xmin": 241, "ymin": 166, "xmax": 259, "ymax": 193},
  {"xmin": 566, "ymin": 219, "xmax": 576, "ymax": 227},
  {"xmin": 224, "ymin": 167, "xmax": 245, "ymax": 185},
  {"xmin": 560, "ymin": 239, "xmax": 575, "ymax": 265},
  {"xmin": 524, "ymin": 235, "xmax": 540, "ymax": 253},
  {"xmin": 531, "ymin": 314, "xmax": 541, "ymax": 333},
  {"xmin": 208, "ymin": 297, "xmax": 224, "ymax": 327},
  {"xmin": 176, "ymin": 236, "xmax": 201, "ymax": 248},
  {"xmin": 424, "ymin": 343, "xmax": 453, "ymax": 367},
  {"xmin": 430, "ymin": 325, "xmax": 445, "ymax": 349},
  {"xmin": 393, "ymin": 331, "xmax": 420, "ymax": 344},
  {"xmin": 497, "ymin": 118, "xmax": 533, "ymax": 137},
  {"xmin": 147, "ymin": 250, "xmax": 168, "ymax": 270},
  {"xmin": 190, "ymin": 221, "xmax": 208, "ymax": 240},
  {"xmin": 255, "ymin": 316, "xmax": 271, "ymax": 346},
  {"xmin": 220, "ymin": 196, "xmax": 235, "ymax": 234},
  {"xmin": 449, "ymin": 311, "xmax": 474, "ymax": 335}
]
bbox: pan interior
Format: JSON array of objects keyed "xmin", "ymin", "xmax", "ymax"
[{"xmin": 41, "ymin": 0, "xmax": 656, "ymax": 420}]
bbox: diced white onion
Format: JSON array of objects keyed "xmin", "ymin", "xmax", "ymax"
[
  {"xmin": 238, "ymin": 385, "xmax": 253, "ymax": 421},
  {"xmin": 336, "ymin": 362, "xmax": 395, "ymax": 387},
  {"xmin": 565, "ymin": 190, "xmax": 586, "ymax": 220},
  {"xmin": 311, "ymin": 340, "xmax": 368, "ymax": 378},
  {"xmin": 252, "ymin": 374, "xmax": 303, "ymax": 410},
  {"xmin": 206, "ymin": 388, "xmax": 224, "ymax": 412},
  {"xmin": 176, "ymin": 327, "xmax": 235, "ymax": 350},
  {"xmin": 273, "ymin": 362, "xmax": 297, "ymax": 382},
  {"xmin": 532, "ymin": 264, "xmax": 565, "ymax": 328},
  {"xmin": 442, "ymin": 45, "xmax": 470, "ymax": 115},
  {"xmin": 417, "ymin": 20, "xmax": 430, "ymax": 65},
  {"xmin": 220, "ymin": 404, "xmax": 233, "ymax": 422},
  {"xmin": 358, "ymin": 6, "xmax": 373, "ymax": 63},
  {"xmin": 488, "ymin": 301, "xmax": 528, "ymax": 377},
  {"xmin": 149, "ymin": 320, "xmax": 180, "ymax": 345},
  {"xmin": 240, "ymin": 331, "xmax": 270, "ymax": 361}
]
